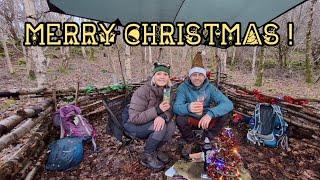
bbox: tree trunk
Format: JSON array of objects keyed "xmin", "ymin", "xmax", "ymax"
[
  {"xmin": 142, "ymin": 47, "xmax": 148, "ymax": 76},
  {"xmin": 0, "ymin": 32, "xmax": 14, "ymax": 74},
  {"xmin": 231, "ymin": 46, "xmax": 236, "ymax": 65},
  {"xmin": 217, "ymin": 48, "xmax": 227, "ymax": 74},
  {"xmin": 255, "ymin": 47, "xmax": 265, "ymax": 86},
  {"xmin": 252, "ymin": 46, "xmax": 257, "ymax": 75},
  {"xmin": 305, "ymin": 0, "xmax": 316, "ymax": 83},
  {"xmin": 180, "ymin": 46, "xmax": 190, "ymax": 74},
  {"xmin": 284, "ymin": 50, "xmax": 288, "ymax": 68},
  {"xmin": 148, "ymin": 46, "xmax": 152, "ymax": 64},
  {"xmin": 125, "ymin": 45, "xmax": 132, "ymax": 81},
  {"xmin": 88, "ymin": 47, "xmax": 94, "ymax": 61},
  {"xmin": 278, "ymin": 44, "xmax": 284, "ymax": 68},
  {"xmin": 157, "ymin": 47, "xmax": 163, "ymax": 62},
  {"xmin": 23, "ymin": 0, "xmax": 47, "ymax": 88},
  {"xmin": 116, "ymin": 44, "xmax": 126, "ymax": 85},
  {"xmin": 215, "ymin": 48, "xmax": 221, "ymax": 85},
  {"xmin": 81, "ymin": 47, "xmax": 88, "ymax": 61},
  {"xmin": 211, "ymin": 47, "xmax": 217, "ymax": 73},
  {"xmin": 60, "ymin": 47, "xmax": 68, "ymax": 69},
  {"xmin": 105, "ymin": 47, "xmax": 116, "ymax": 74},
  {"xmin": 20, "ymin": 36, "xmax": 30, "ymax": 75},
  {"xmin": 189, "ymin": 46, "xmax": 195, "ymax": 65},
  {"xmin": 169, "ymin": 47, "xmax": 173, "ymax": 74}
]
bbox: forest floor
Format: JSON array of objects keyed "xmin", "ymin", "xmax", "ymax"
[
  {"xmin": 1, "ymin": 55, "xmax": 320, "ymax": 179},
  {"xmin": 35, "ymin": 112, "xmax": 320, "ymax": 180}
]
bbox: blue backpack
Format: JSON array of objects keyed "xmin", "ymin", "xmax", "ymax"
[
  {"xmin": 45, "ymin": 137, "xmax": 84, "ymax": 171},
  {"xmin": 247, "ymin": 103, "xmax": 288, "ymax": 149}
]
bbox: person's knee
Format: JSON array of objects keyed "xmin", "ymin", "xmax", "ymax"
[
  {"xmin": 176, "ymin": 116, "xmax": 188, "ymax": 127},
  {"xmin": 161, "ymin": 121, "xmax": 176, "ymax": 142},
  {"xmin": 218, "ymin": 112, "xmax": 232, "ymax": 121},
  {"xmin": 151, "ymin": 123, "xmax": 167, "ymax": 140},
  {"xmin": 167, "ymin": 121, "xmax": 176, "ymax": 136}
]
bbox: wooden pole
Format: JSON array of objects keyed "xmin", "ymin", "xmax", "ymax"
[{"xmin": 75, "ymin": 81, "xmax": 80, "ymax": 106}]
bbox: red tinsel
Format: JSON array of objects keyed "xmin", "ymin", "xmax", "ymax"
[
  {"xmin": 252, "ymin": 89, "xmax": 279, "ymax": 104},
  {"xmin": 283, "ymin": 95, "xmax": 309, "ymax": 106},
  {"xmin": 232, "ymin": 113, "xmax": 243, "ymax": 123},
  {"xmin": 206, "ymin": 70, "xmax": 212, "ymax": 79}
]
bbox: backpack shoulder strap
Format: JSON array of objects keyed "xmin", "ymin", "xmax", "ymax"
[
  {"xmin": 271, "ymin": 105, "xmax": 287, "ymax": 136},
  {"xmin": 77, "ymin": 115, "xmax": 97, "ymax": 152},
  {"xmin": 59, "ymin": 115, "xmax": 65, "ymax": 139},
  {"xmin": 254, "ymin": 103, "xmax": 262, "ymax": 133}
]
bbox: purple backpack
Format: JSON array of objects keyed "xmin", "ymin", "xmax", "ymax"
[{"xmin": 53, "ymin": 105, "xmax": 97, "ymax": 151}]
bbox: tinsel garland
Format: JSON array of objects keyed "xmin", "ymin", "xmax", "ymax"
[{"xmin": 207, "ymin": 128, "xmax": 242, "ymax": 179}]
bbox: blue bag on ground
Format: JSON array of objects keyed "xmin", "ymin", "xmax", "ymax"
[{"xmin": 45, "ymin": 137, "xmax": 84, "ymax": 171}]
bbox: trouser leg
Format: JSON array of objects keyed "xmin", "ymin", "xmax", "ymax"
[
  {"xmin": 207, "ymin": 113, "xmax": 231, "ymax": 140},
  {"xmin": 145, "ymin": 122, "xmax": 170, "ymax": 153},
  {"xmin": 176, "ymin": 116, "xmax": 195, "ymax": 143}
]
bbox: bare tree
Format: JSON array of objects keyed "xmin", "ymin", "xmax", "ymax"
[
  {"xmin": 0, "ymin": 1, "xmax": 19, "ymax": 42},
  {"xmin": 125, "ymin": 45, "xmax": 132, "ymax": 81},
  {"xmin": 210, "ymin": 47, "xmax": 217, "ymax": 74},
  {"xmin": 140, "ymin": 46, "xmax": 147, "ymax": 76},
  {"xmin": 216, "ymin": 48, "xmax": 227, "ymax": 74},
  {"xmin": 252, "ymin": 46, "xmax": 257, "ymax": 75},
  {"xmin": 0, "ymin": 30, "xmax": 14, "ymax": 74},
  {"xmin": 231, "ymin": 46, "xmax": 236, "ymax": 65},
  {"xmin": 23, "ymin": 0, "xmax": 48, "ymax": 88},
  {"xmin": 81, "ymin": 47, "xmax": 88, "ymax": 61},
  {"xmin": 305, "ymin": 0, "xmax": 317, "ymax": 83},
  {"xmin": 180, "ymin": 46, "xmax": 190, "ymax": 74},
  {"xmin": 144, "ymin": 46, "xmax": 148, "ymax": 75},
  {"xmin": 148, "ymin": 46, "xmax": 152, "ymax": 64},
  {"xmin": 255, "ymin": 47, "xmax": 265, "ymax": 86},
  {"xmin": 169, "ymin": 47, "xmax": 173, "ymax": 67}
]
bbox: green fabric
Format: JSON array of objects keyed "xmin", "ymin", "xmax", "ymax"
[
  {"xmin": 49, "ymin": 0, "xmax": 306, "ymax": 37},
  {"xmin": 153, "ymin": 65, "xmax": 170, "ymax": 75}
]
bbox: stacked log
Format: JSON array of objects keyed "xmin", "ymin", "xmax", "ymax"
[
  {"xmin": 219, "ymin": 82, "xmax": 320, "ymax": 138},
  {"xmin": 0, "ymin": 107, "xmax": 53, "ymax": 151},
  {"xmin": 0, "ymin": 99, "xmax": 52, "ymax": 136},
  {"xmin": 0, "ymin": 116, "xmax": 53, "ymax": 179},
  {"xmin": 0, "ymin": 85, "xmax": 134, "ymax": 99}
]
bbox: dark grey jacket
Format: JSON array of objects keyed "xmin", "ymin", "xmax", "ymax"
[{"xmin": 128, "ymin": 81, "xmax": 173, "ymax": 124}]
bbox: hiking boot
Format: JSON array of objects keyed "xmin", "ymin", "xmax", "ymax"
[
  {"xmin": 178, "ymin": 141, "xmax": 202, "ymax": 160},
  {"xmin": 178, "ymin": 142, "xmax": 193, "ymax": 160},
  {"xmin": 157, "ymin": 151, "xmax": 170, "ymax": 164},
  {"xmin": 140, "ymin": 152, "xmax": 164, "ymax": 171}
]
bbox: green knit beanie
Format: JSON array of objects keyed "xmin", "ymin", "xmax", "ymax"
[{"xmin": 153, "ymin": 63, "xmax": 170, "ymax": 75}]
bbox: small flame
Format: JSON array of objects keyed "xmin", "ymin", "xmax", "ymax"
[{"xmin": 233, "ymin": 148, "xmax": 238, "ymax": 154}]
